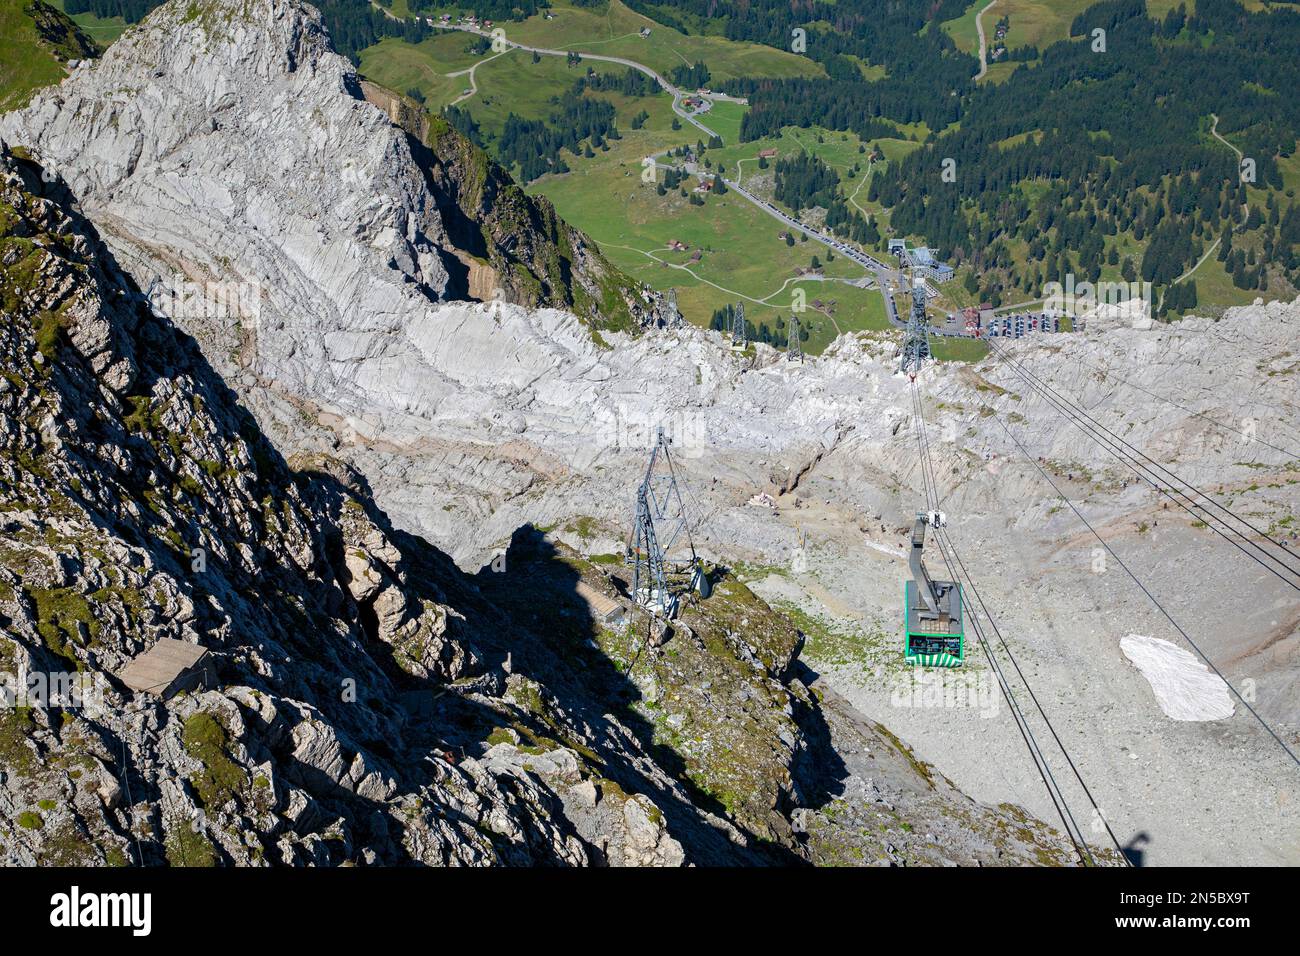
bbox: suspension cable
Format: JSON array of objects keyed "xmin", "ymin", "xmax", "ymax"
[
  {"xmin": 987, "ymin": 339, "xmax": 1300, "ymax": 591},
  {"xmin": 994, "ymin": 413, "xmax": 1300, "ymax": 769},
  {"xmin": 936, "ymin": 526, "xmax": 1131, "ymax": 863},
  {"xmin": 1073, "ymin": 353, "xmax": 1300, "ymax": 461},
  {"xmin": 910, "ymin": 378, "xmax": 1113, "ymax": 864}
]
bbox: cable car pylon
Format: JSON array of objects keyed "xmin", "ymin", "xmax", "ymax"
[
  {"xmin": 730, "ymin": 301, "xmax": 747, "ymax": 350},
  {"xmin": 625, "ymin": 428, "xmax": 710, "ymax": 623},
  {"xmin": 899, "ymin": 274, "xmax": 931, "ymax": 379}
]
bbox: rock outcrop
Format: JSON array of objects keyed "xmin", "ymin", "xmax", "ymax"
[
  {"xmin": 1, "ymin": 0, "xmax": 648, "ymax": 432},
  {"xmin": 0, "ymin": 0, "xmax": 893, "ymax": 569},
  {"xmin": 0, "ymin": 143, "xmax": 1083, "ymax": 865}
]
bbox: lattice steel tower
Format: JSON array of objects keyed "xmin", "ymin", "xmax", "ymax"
[
  {"xmin": 625, "ymin": 428, "xmax": 705, "ymax": 619},
  {"xmin": 787, "ymin": 314, "xmax": 803, "ymax": 362},
  {"xmin": 730, "ymin": 302, "xmax": 746, "ymax": 348},
  {"xmin": 899, "ymin": 276, "xmax": 931, "ymax": 378}
]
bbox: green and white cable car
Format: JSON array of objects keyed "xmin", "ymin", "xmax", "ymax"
[{"xmin": 904, "ymin": 511, "xmax": 964, "ymax": 667}]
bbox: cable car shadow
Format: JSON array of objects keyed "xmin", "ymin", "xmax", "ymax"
[{"xmin": 1122, "ymin": 832, "xmax": 1151, "ymax": 867}]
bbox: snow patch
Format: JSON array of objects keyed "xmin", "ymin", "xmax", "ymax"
[
  {"xmin": 863, "ymin": 540, "xmax": 905, "ymax": 559},
  {"xmin": 1120, "ymin": 634, "xmax": 1234, "ymax": 722}
]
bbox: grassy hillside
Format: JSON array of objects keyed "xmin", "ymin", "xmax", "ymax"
[
  {"xmin": 358, "ymin": 30, "xmax": 897, "ymax": 352},
  {"xmin": 522, "ymin": 84, "xmax": 892, "ymax": 352},
  {"xmin": 0, "ymin": 0, "xmax": 95, "ymax": 111},
  {"xmin": 416, "ymin": 0, "xmax": 824, "ymax": 84},
  {"xmin": 940, "ymin": 0, "xmax": 988, "ymax": 55},
  {"xmin": 46, "ymin": 0, "xmax": 127, "ymax": 44},
  {"xmin": 358, "ymin": 33, "xmax": 482, "ymax": 107}
]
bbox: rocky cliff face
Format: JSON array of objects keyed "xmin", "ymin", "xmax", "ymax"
[
  {"xmin": 0, "ymin": 0, "xmax": 646, "ymax": 428},
  {"xmin": 0, "ymin": 0, "xmax": 861, "ymax": 571},
  {"xmin": 0, "ymin": 144, "xmax": 1081, "ymax": 865},
  {"xmin": 8, "ymin": 0, "xmax": 1283, "ymax": 865},
  {"xmin": 362, "ymin": 80, "xmax": 638, "ymax": 324}
]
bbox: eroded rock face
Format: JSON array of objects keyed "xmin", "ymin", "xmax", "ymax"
[
  {"xmin": 0, "ymin": 146, "xmax": 667, "ymax": 866},
  {"xmin": 0, "ymin": 148, "xmax": 1088, "ymax": 866},
  {"xmin": 0, "ymin": 143, "xmax": 491, "ymax": 865},
  {"xmin": 0, "ymin": 0, "xmax": 647, "ymax": 462},
  {"xmin": 0, "ymin": 0, "xmax": 883, "ymax": 570}
]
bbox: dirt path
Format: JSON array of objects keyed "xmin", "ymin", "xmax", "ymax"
[
  {"xmin": 1210, "ymin": 113, "xmax": 1251, "ymax": 218},
  {"xmin": 430, "ymin": 22, "xmax": 722, "ymax": 139},
  {"xmin": 448, "ymin": 48, "xmax": 512, "ymax": 104},
  {"xmin": 1209, "ymin": 113, "xmax": 1242, "ymax": 161},
  {"xmin": 1171, "ymin": 236, "xmax": 1222, "ymax": 286}
]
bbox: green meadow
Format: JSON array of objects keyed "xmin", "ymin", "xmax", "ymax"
[
  {"xmin": 0, "ymin": 0, "xmax": 83, "ymax": 111},
  {"xmin": 47, "ymin": 0, "xmax": 127, "ymax": 45},
  {"xmin": 356, "ymin": 27, "xmax": 897, "ymax": 353},
  {"xmin": 525, "ymin": 102, "xmax": 892, "ymax": 352},
  {"xmin": 416, "ymin": 0, "xmax": 823, "ymax": 85}
]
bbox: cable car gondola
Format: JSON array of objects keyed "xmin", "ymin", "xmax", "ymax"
[{"xmin": 904, "ymin": 511, "xmax": 964, "ymax": 667}]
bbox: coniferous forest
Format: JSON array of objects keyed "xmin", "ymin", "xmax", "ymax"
[
  {"xmin": 70, "ymin": 0, "xmax": 1300, "ymax": 312},
  {"xmin": 624, "ymin": 0, "xmax": 1300, "ymax": 308}
]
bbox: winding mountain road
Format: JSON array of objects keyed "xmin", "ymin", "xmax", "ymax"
[
  {"xmin": 447, "ymin": 48, "xmax": 511, "ymax": 105},
  {"xmin": 406, "ymin": 17, "xmax": 978, "ymax": 336},
  {"xmin": 974, "ymin": 0, "xmax": 998, "ymax": 82},
  {"xmin": 430, "ymin": 22, "xmax": 722, "ymax": 138}
]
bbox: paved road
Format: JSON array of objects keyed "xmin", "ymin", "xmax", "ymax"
[
  {"xmin": 974, "ymin": 0, "xmax": 999, "ymax": 82},
  {"xmin": 417, "ymin": 17, "xmax": 978, "ymax": 338},
  {"xmin": 719, "ymin": 180, "xmax": 970, "ymax": 338},
  {"xmin": 436, "ymin": 24, "xmax": 915, "ymax": 302},
  {"xmin": 722, "ymin": 178, "xmax": 906, "ymax": 326},
  {"xmin": 430, "ymin": 22, "xmax": 722, "ymax": 138}
]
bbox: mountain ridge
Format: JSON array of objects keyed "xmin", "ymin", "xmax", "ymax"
[{"xmin": 0, "ymin": 138, "xmax": 1085, "ymax": 864}]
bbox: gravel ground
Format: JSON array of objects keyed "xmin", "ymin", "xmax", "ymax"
[{"xmin": 744, "ymin": 479, "xmax": 1300, "ymax": 866}]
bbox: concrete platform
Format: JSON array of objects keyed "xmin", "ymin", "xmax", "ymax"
[{"xmin": 117, "ymin": 639, "xmax": 212, "ymax": 698}]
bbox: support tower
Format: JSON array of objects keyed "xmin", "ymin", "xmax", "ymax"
[
  {"xmin": 625, "ymin": 429, "xmax": 709, "ymax": 619},
  {"xmin": 899, "ymin": 277, "xmax": 931, "ymax": 378},
  {"xmin": 730, "ymin": 302, "xmax": 747, "ymax": 349}
]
